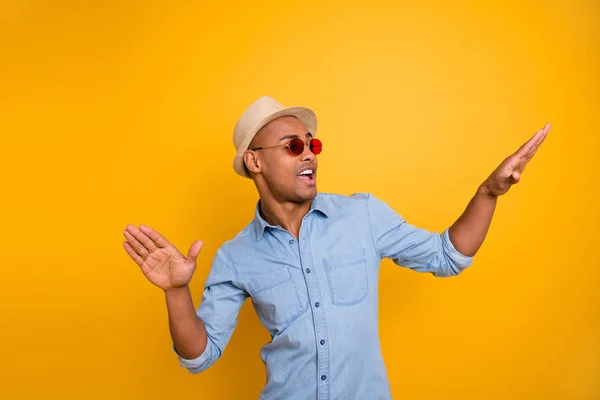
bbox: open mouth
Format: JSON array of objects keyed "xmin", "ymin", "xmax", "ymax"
[{"xmin": 297, "ymin": 168, "xmax": 316, "ymax": 184}]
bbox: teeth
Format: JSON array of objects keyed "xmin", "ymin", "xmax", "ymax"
[{"xmin": 298, "ymin": 169, "xmax": 313, "ymax": 176}]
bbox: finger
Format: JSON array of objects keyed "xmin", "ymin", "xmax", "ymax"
[
  {"xmin": 518, "ymin": 138, "xmax": 548, "ymax": 170},
  {"xmin": 123, "ymin": 241, "xmax": 144, "ymax": 267},
  {"xmin": 186, "ymin": 240, "xmax": 204, "ymax": 265},
  {"xmin": 125, "ymin": 224, "xmax": 158, "ymax": 252},
  {"xmin": 525, "ymin": 124, "xmax": 550, "ymax": 158},
  {"xmin": 123, "ymin": 230, "xmax": 152, "ymax": 259},
  {"xmin": 514, "ymin": 127, "xmax": 544, "ymax": 158},
  {"xmin": 542, "ymin": 122, "xmax": 551, "ymax": 135},
  {"xmin": 514, "ymin": 122, "xmax": 550, "ymax": 158},
  {"xmin": 139, "ymin": 224, "xmax": 171, "ymax": 249}
]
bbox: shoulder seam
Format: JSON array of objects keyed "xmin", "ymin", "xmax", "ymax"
[
  {"xmin": 363, "ymin": 193, "xmax": 378, "ymax": 254},
  {"xmin": 219, "ymin": 246, "xmax": 239, "ymax": 282}
]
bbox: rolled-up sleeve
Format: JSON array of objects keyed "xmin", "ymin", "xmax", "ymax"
[
  {"xmin": 364, "ymin": 192, "xmax": 473, "ymax": 277},
  {"xmin": 173, "ymin": 247, "xmax": 249, "ymax": 373}
]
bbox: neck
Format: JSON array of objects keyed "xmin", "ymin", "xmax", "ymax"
[{"xmin": 258, "ymin": 195, "xmax": 313, "ymax": 239}]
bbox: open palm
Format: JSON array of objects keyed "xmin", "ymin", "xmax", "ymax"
[
  {"xmin": 482, "ymin": 123, "xmax": 551, "ymax": 196},
  {"xmin": 123, "ymin": 224, "xmax": 203, "ymax": 291}
]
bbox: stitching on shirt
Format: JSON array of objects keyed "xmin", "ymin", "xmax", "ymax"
[
  {"xmin": 303, "ymin": 230, "xmax": 332, "ymax": 399},
  {"xmin": 398, "ymin": 243, "xmax": 459, "ymax": 276},
  {"xmin": 247, "ymin": 267, "xmax": 308, "ymax": 327},
  {"xmin": 220, "ymin": 247, "xmax": 239, "ymax": 282},
  {"xmin": 364, "ymin": 192, "xmax": 380, "ymax": 257},
  {"xmin": 268, "ymin": 283, "xmax": 306, "ymax": 327},
  {"xmin": 323, "ymin": 250, "xmax": 369, "ymax": 307},
  {"xmin": 279, "ymin": 297, "xmax": 307, "ymax": 326},
  {"xmin": 249, "ymin": 275, "xmax": 290, "ymax": 294},
  {"xmin": 326, "ymin": 257, "xmax": 366, "ymax": 270},
  {"xmin": 398, "ymin": 233, "xmax": 455, "ymax": 268}
]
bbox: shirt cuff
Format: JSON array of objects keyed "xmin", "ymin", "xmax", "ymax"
[
  {"xmin": 172, "ymin": 342, "xmax": 211, "ymax": 370},
  {"xmin": 441, "ymin": 228, "xmax": 474, "ymax": 268}
]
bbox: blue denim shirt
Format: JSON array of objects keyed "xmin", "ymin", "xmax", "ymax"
[{"xmin": 174, "ymin": 192, "xmax": 474, "ymax": 399}]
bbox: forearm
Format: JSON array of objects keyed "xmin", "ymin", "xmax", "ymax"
[
  {"xmin": 165, "ymin": 285, "xmax": 208, "ymax": 360},
  {"xmin": 448, "ymin": 185, "xmax": 498, "ymax": 257}
]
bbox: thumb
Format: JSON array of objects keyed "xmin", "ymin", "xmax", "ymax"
[
  {"xmin": 510, "ymin": 170, "xmax": 521, "ymax": 183},
  {"xmin": 186, "ymin": 240, "xmax": 204, "ymax": 265}
]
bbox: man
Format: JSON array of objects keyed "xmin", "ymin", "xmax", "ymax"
[{"xmin": 123, "ymin": 96, "xmax": 550, "ymax": 399}]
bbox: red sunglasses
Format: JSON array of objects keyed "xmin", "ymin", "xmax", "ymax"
[{"xmin": 251, "ymin": 137, "xmax": 323, "ymax": 156}]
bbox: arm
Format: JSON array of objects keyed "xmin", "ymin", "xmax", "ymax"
[
  {"xmin": 365, "ymin": 122, "xmax": 550, "ymax": 277},
  {"xmin": 173, "ymin": 248, "xmax": 249, "ymax": 373},
  {"xmin": 123, "ymin": 223, "xmax": 208, "ymax": 358},
  {"xmin": 122, "ymin": 225, "xmax": 247, "ymax": 373},
  {"xmin": 166, "ymin": 285, "xmax": 208, "ymax": 360},
  {"xmin": 366, "ymin": 193, "xmax": 473, "ymax": 277},
  {"xmin": 447, "ymin": 188, "xmax": 497, "ymax": 257},
  {"xmin": 448, "ymin": 122, "xmax": 551, "ymax": 256}
]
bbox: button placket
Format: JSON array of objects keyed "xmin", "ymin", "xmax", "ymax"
[{"xmin": 298, "ymin": 219, "xmax": 330, "ymax": 399}]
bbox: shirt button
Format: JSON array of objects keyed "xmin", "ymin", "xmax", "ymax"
[
  {"xmin": 320, "ymin": 340, "xmax": 325, "ymax": 345},
  {"xmin": 288, "ymin": 239, "xmax": 294, "ymax": 244},
  {"xmin": 305, "ymin": 268, "xmax": 311, "ymax": 274},
  {"xmin": 315, "ymin": 302, "xmax": 320, "ymax": 307},
  {"xmin": 321, "ymin": 375, "xmax": 327, "ymax": 381}
]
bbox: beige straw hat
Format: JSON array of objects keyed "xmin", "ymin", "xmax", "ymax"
[{"xmin": 233, "ymin": 95, "xmax": 318, "ymax": 178}]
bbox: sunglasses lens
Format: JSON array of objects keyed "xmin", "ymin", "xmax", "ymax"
[
  {"xmin": 309, "ymin": 138, "xmax": 322, "ymax": 155},
  {"xmin": 288, "ymin": 139, "xmax": 305, "ymax": 155}
]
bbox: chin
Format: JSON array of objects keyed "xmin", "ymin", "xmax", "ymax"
[{"xmin": 296, "ymin": 186, "xmax": 317, "ymax": 202}]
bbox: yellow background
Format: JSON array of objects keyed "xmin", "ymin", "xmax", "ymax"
[{"xmin": 1, "ymin": 0, "xmax": 598, "ymax": 399}]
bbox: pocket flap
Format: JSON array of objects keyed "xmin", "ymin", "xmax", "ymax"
[
  {"xmin": 323, "ymin": 247, "xmax": 367, "ymax": 270},
  {"xmin": 247, "ymin": 267, "xmax": 291, "ymax": 295}
]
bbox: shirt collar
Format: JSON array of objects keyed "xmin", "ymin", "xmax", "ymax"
[{"xmin": 252, "ymin": 193, "xmax": 331, "ymax": 240}]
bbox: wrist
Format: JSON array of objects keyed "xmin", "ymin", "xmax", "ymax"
[
  {"xmin": 164, "ymin": 285, "xmax": 190, "ymax": 296},
  {"xmin": 477, "ymin": 183, "xmax": 498, "ymax": 199}
]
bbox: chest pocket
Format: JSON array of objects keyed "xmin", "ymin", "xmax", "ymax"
[
  {"xmin": 247, "ymin": 267, "xmax": 307, "ymax": 329},
  {"xmin": 323, "ymin": 247, "xmax": 369, "ymax": 306}
]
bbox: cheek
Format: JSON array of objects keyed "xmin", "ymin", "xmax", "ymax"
[{"xmin": 264, "ymin": 155, "xmax": 296, "ymax": 179}]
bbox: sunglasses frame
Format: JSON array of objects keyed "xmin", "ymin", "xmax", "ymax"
[{"xmin": 251, "ymin": 136, "xmax": 322, "ymax": 156}]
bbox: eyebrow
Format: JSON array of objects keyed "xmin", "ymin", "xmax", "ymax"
[{"xmin": 279, "ymin": 132, "xmax": 313, "ymax": 142}]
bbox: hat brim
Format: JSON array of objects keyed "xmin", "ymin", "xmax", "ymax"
[{"xmin": 233, "ymin": 106, "xmax": 318, "ymax": 179}]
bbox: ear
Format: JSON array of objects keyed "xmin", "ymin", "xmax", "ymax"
[{"xmin": 243, "ymin": 150, "xmax": 261, "ymax": 175}]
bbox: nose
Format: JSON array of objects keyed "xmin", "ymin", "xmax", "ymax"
[{"xmin": 300, "ymin": 140, "xmax": 315, "ymax": 162}]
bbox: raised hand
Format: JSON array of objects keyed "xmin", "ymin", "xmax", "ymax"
[
  {"xmin": 123, "ymin": 224, "xmax": 204, "ymax": 292},
  {"xmin": 481, "ymin": 123, "xmax": 551, "ymax": 197}
]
